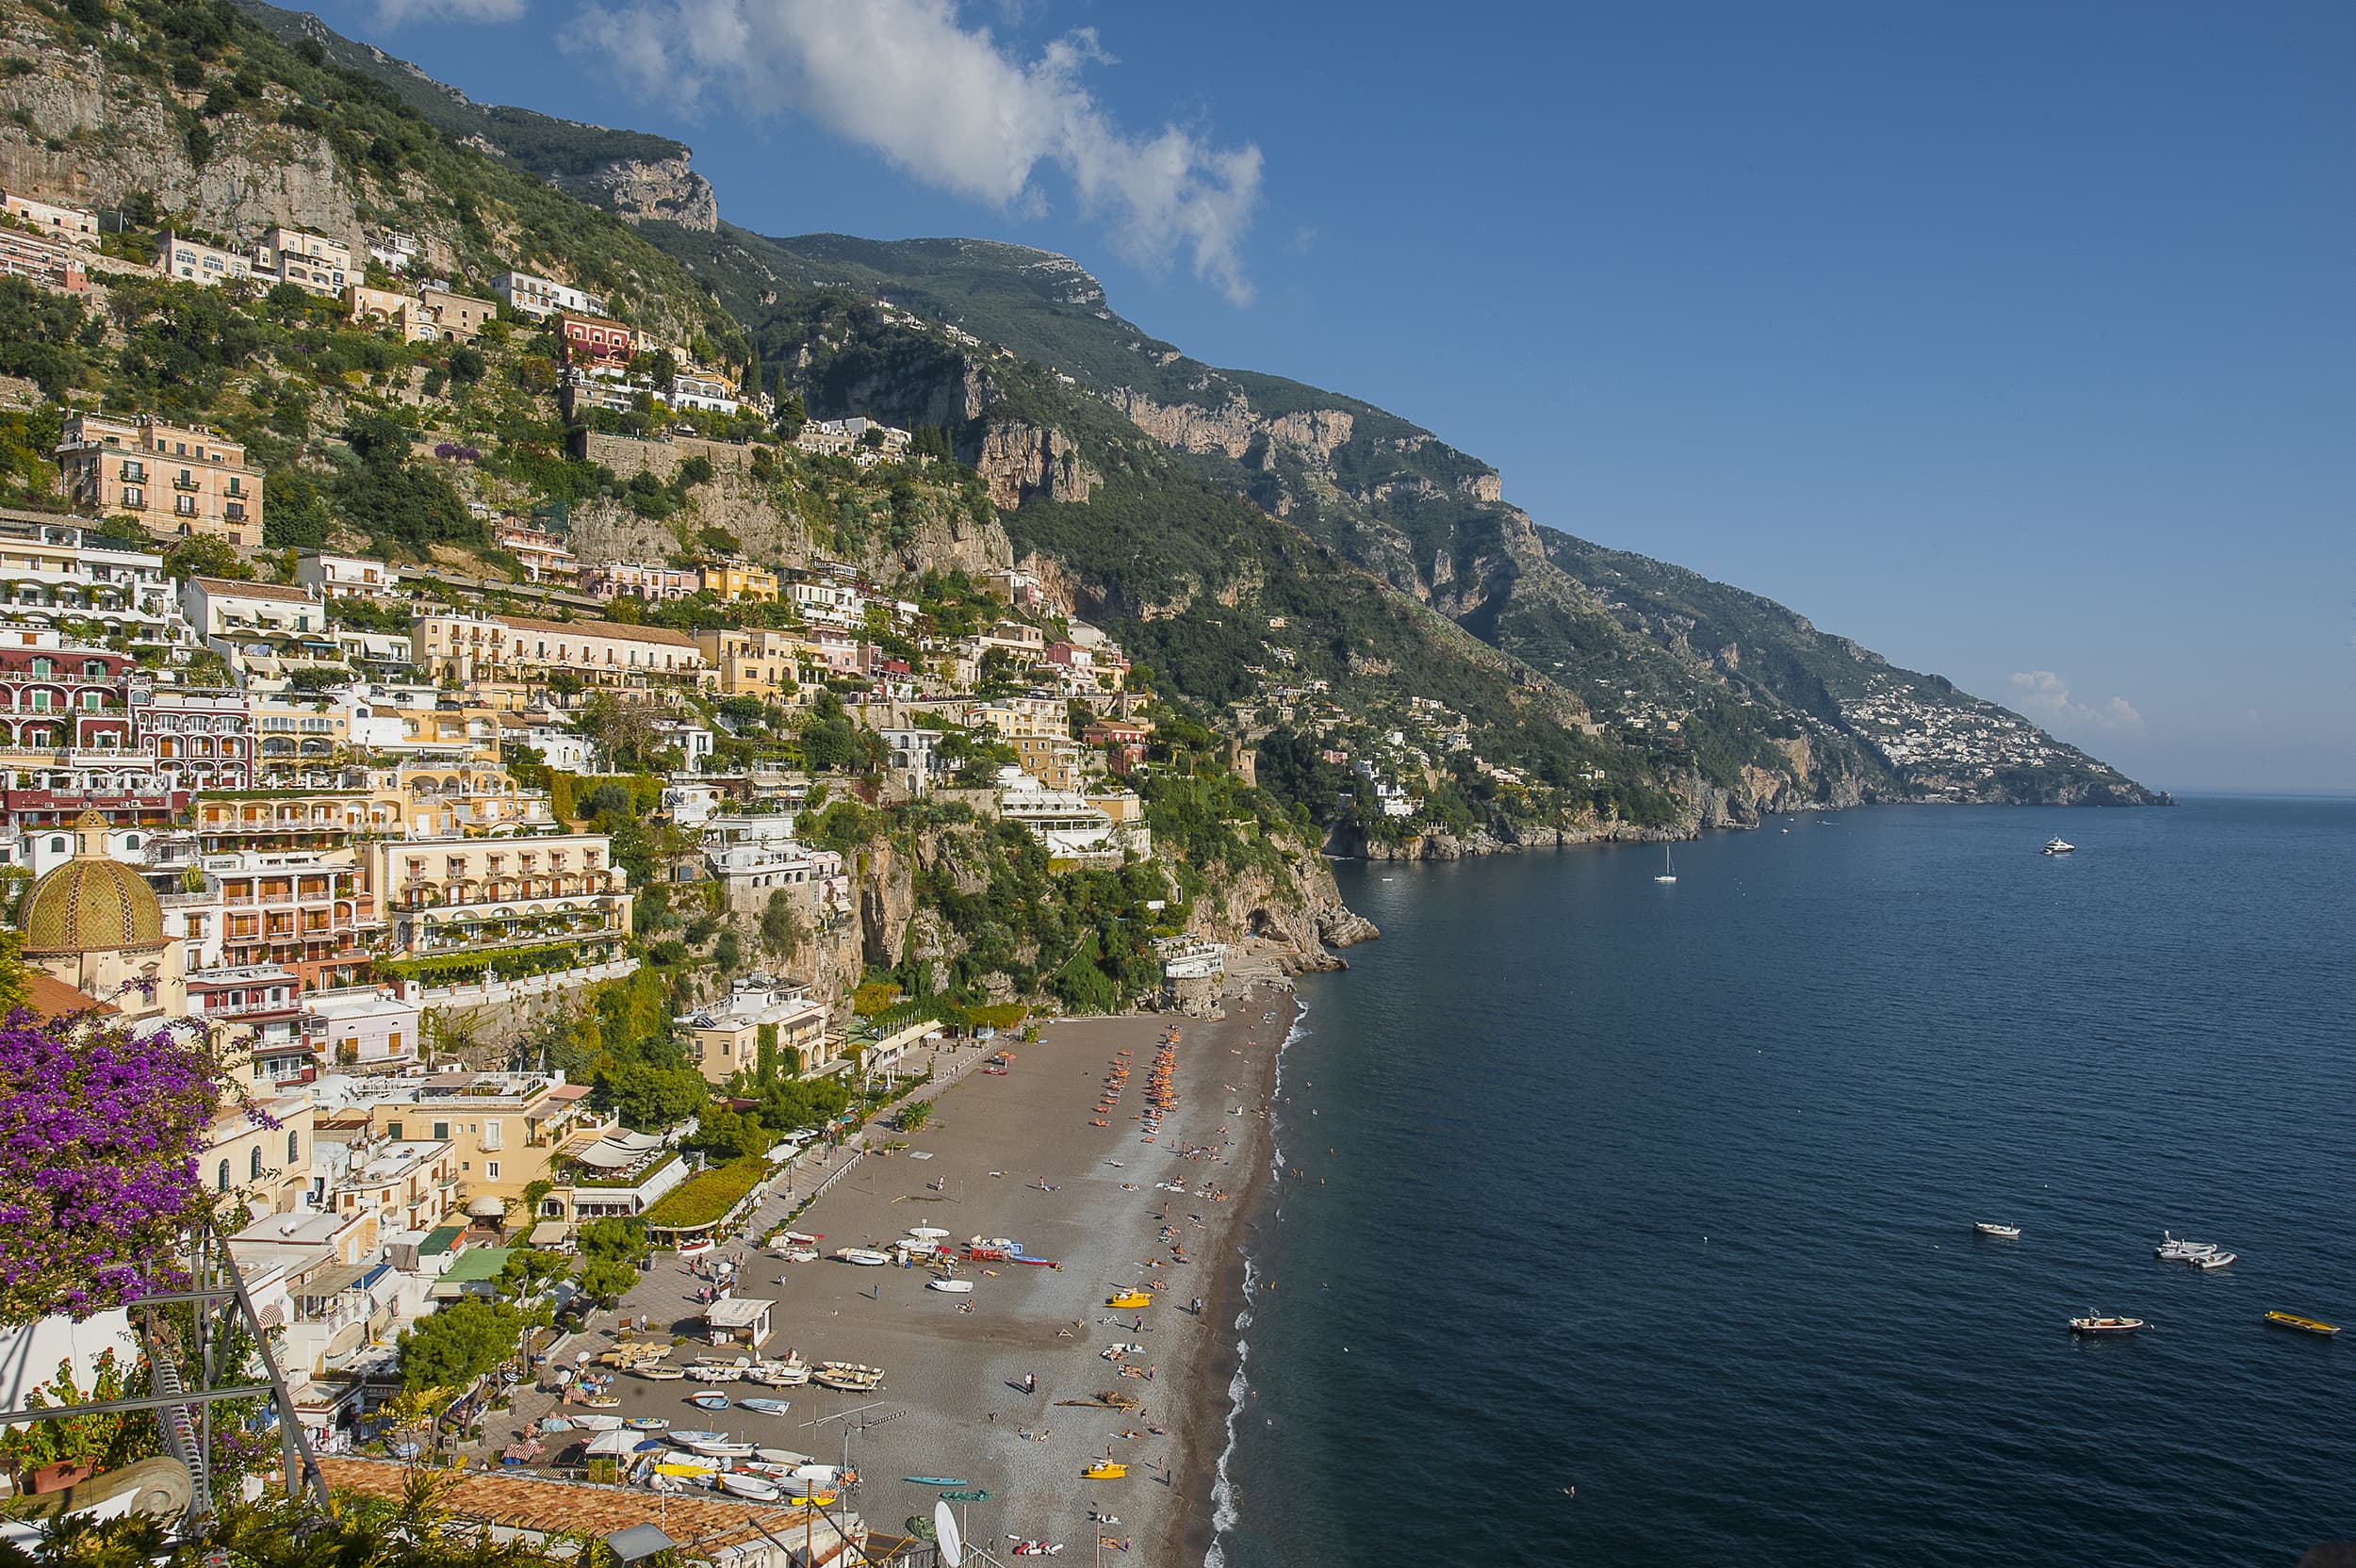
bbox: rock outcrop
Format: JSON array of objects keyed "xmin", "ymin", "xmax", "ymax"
[
  {"xmin": 976, "ymin": 423, "xmax": 1098, "ymax": 510},
  {"xmin": 556, "ymin": 153, "xmax": 719, "ymax": 231}
]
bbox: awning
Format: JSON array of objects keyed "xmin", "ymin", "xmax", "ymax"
[
  {"xmin": 611, "ymin": 1131, "xmax": 664, "ymax": 1152},
  {"xmin": 466, "ymin": 1195, "xmax": 507, "ymax": 1218},
  {"xmin": 528, "ymin": 1221, "xmax": 573, "ymax": 1247},
  {"xmin": 572, "ymin": 1142, "xmax": 639, "ymax": 1169}
]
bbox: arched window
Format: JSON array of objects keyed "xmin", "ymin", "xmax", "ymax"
[
  {"xmin": 287, "ymin": 1131, "xmax": 301, "ymax": 1166},
  {"xmin": 250, "ymin": 1147, "xmax": 264, "ymax": 1181},
  {"xmin": 216, "ymin": 1159, "xmax": 230, "ymax": 1193},
  {"xmin": 46, "ymin": 837, "xmax": 64, "ymax": 855}
]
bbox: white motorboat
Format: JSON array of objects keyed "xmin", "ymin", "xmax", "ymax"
[
  {"xmin": 835, "ymin": 1247, "xmax": 892, "ymax": 1266},
  {"xmin": 677, "ymin": 1435, "xmax": 757, "ymax": 1459},
  {"xmin": 753, "ymin": 1446, "xmax": 816, "ymax": 1467},
  {"xmin": 1972, "ymin": 1222, "xmax": 2022, "ymax": 1239},
  {"xmin": 777, "ymin": 1247, "xmax": 820, "ymax": 1265},
  {"xmin": 738, "ymin": 1396, "xmax": 793, "ymax": 1416},
  {"xmin": 1654, "ymin": 845, "xmax": 1677, "ymax": 884},
  {"xmin": 569, "ymin": 1413, "xmax": 626, "ymax": 1430},
  {"xmin": 2187, "ymin": 1250, "xmax": 2236, "ymax": 1270},
  {"xmin": 718, "ymin": 1472, "xmax": 782, "ymax": 1502},
  {"xmin": 929, "ymin": 1278, "xmax": 974, "ymax": 1294},
  {"xmin": 687, "ymin": 1363, "xmax": 746, "ymax": 1382},
  {"xmin": 2155, "ymin": 1232, "xmax": 2218, "ymax": 1260},
  {"xmin": 2041, "ymin": 836, "xmax": 2075, "ymax": 856},
  {"xmin": 634, "ymin": 1365, "xmax": 686, "ymax": 1380}
]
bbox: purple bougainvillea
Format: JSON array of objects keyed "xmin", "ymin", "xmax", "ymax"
[{"xmin": 0, "ymin": 1013, "xmax": 220, "ymax": 1324}]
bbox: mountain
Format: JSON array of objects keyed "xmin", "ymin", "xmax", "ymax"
[
  {"xmin": 0, "ymin": 0, "xmax": 2157, "ymax": 845},
  {"xmin": 227, "ymin": 0, "xmax": 718, "ymax": 227},
  {"xmin": 644, "ymin": 222, "xmax": 2161, "ymax": 829}
]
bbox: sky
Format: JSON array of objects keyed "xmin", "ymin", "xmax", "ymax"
[{"xmin": 304, "ymin": 0, "xmax": 2352, "ymax": 793}]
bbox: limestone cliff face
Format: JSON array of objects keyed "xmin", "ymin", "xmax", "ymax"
[
  {"xmin": 976, "ymin": 424, "xmax": 1099, "ymax": 510},
  {"xmin": 1112, "ymin": 389, "xmax": 1356, "ymax": 468},
  {"xmin": 0, "ymin": 41, "xmax": 356, "ymax": 243},
  {"xmin": 571, "ymin": 432, "xmax": 1013, "ymax": 581},
  {"xmin": 1186, "ymin": 852, "xmax": 1379, "ymax": 976},
  {"xmin": 556, "ymin": 153, "xmax": 719, "ymax": 231}
]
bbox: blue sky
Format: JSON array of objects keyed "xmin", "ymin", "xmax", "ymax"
[{"xmin": 314, "ymin": 0, "xmax": 2350, "ymax": 792}]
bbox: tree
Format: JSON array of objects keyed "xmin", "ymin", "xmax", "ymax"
[
  {"xmin": 581, "ymin": 1255, "xmax": 636, "ymax": 1306},
  {"xmin": 759, "ymin": 889, "xmax": 805, "ymax": 964},
  {"xmin": 713, "ymin": 929, "xmax": 742, "ymax": 972},
  {"xmin": 597, "ymin": 1061, "xmax": 707, "ymax": 1131},
  {"xmin": 162, "ymin": 534, "xmax": 249, "ymax": 582},
  {"xmin": 337, "ymin": 413, "xmax": 475, "ymax": 557},
  {"xmin": 685, "ymin": 1104, "xmax": 767, "ymax": 1162},
  {"xmin": 396, "ymin": 1298, "xmax": 546, "ymax": 1392}
]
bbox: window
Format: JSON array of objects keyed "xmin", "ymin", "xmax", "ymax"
[
  {"xmin": 384, "ymin": 1120, "xmax": 402, "ymax": 1140},
  {"xmin": 217, "ymin": 1159, "xmax": 230, "ymax": 1193},
  {"xmin": 432, "ymin": 1121, "xmax": 449, "ymax": 1141},
  {"xmin": 485, "ymin": 1161, "xmax": 500, "ymax": 1181},
  {"xmin": 288, "ymin": 1131, "xmax": 301, "ymax": 1165},
  {"xmin": 250, "ymin": 1147, "xmax": 264, "ymax": 1181}
]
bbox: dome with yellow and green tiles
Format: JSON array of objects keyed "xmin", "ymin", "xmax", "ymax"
[{"xmin": 21, "ymin": 810, "xmax": 164, "ymax": 956}]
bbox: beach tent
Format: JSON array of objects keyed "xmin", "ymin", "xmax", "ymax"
[{"xmin": 584, "ymin": 1429, "xmax": 642, "ymax": 1458}]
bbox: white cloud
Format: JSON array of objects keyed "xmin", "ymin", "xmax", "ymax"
[
  {"xmin": 378, "ymin": 0, "xmax": 526, "ymax": 25},
  {"xmin": 2009, "ymin": 670, "xmax": 2143, "ymax": 730},
  {"xmin": 560, "ymin": 0, "xmax": 1264, "ymax": 303}
]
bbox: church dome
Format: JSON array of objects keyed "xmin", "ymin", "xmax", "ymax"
[{"xmin": 21, "ymin": 810, "xmax": 164, "ymax": 956}]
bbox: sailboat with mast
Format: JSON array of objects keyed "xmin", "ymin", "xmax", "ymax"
[{"xmin": 1654, "ymin": 844, "xmax": 1677, "ymax": 884}]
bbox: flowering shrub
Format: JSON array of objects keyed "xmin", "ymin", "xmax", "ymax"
[
  {"xmin": 432, "ymin": 442, "xmax": 483, "ymax": 463},
  {"xmin": 0, "ymin": 1013, "xmax": 220, "ymax": 1324}
]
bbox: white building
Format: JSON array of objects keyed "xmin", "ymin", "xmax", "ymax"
[
  {"xmin": 669, "ymin": 371, "xmax": 740, "ymax": 416},
  {"xmin": 995, "ymin": 768, "xmax": 1150, "ymax": 864},
  {"xmin": 294, "ymin": 551, "xmax": 396, "ymax": 600},
  {"xmin": 491, "ymin": 269, "xmax": 603, "ymax": 318},
  {"xmin": 1, "ymin": 188, "xmax": 98, "ymax": 248}
]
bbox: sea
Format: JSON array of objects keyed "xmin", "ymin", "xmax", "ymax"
[{"xmin": 1209, "ymin": 796, "xmax": 2356, "ymax": 1567}]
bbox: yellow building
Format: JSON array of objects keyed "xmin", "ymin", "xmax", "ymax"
[
  {"xmin": 352, "ymin": 1074, "xmax": 613, "ymax": 1211},
  {"xmin": 412, "ymin": 612, "xmax": 711, "ymax": 690},
  {"xmin": 56, "ymin": 414, "xmax": 265, "ymax": 546},
  {"xmin": 693, "ymin": 626, "xmax": 815, "ymax": 701},
  {"xmin": 17, "ymin": 808, "xmax": 185, "ymax": 1021},
  {"xmin": 700, "ymin": 562, "xmax": 779, "ymax": 603}
]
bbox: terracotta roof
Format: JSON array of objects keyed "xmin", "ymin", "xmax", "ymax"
[
  {"xmin": 314, "ymin": 1458, "xmax": 843, "ymax": 1559},
  {"xmin": 192, "ymin": 576, "xmax": 316, "ymax": 603},
  {"xmin": 499, "ymin": 612, "xmax": 698, "ymax": 649},
  {"xmin": 24, "ymin": 972, "xmax": 118, "ymax": 1018}
]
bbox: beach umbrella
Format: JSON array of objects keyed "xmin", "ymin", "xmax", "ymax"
[
  {"xmin": 908, "ymin": 1226, "xmax": 950, "ymax": 1240},
  {"xmin": 585, "ymin": 1429, "xmax": 641, "ymax": 1458}
]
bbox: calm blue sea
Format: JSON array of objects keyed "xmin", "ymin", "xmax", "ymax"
[{"xmin": 1211, "ymin": 798, "xmax": 2356, "ymax": 1567}]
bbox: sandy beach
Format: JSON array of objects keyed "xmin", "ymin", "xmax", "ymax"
[{"xmin": 508, "ymin": 974, "xmax": 1298, "ymax": 1564}]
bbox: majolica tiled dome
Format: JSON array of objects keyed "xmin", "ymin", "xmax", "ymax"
[{"xmin": 21, "ymin": 809, "xmax": 164, "ymax": 956}]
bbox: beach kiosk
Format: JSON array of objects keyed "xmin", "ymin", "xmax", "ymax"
[{"xmin": 700, "ymin": 1295, "xmax": 773, "ymax": 1351}]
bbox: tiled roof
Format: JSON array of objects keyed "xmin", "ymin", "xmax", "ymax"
[
  {"xmin": 314, "ymin": 1458, "xmax": 841, "ymax": 1559},
  {"xmin": 192, "ymin": 576, "xmax": 316, "ymax": 603},
  {"xmin": 499, "ymin": 612, "xmax": 698, "ymax": 649}
]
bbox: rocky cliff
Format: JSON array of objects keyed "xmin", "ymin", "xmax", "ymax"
[{"xmin": 553, "ymin": 153, "xmax": 719, "ymax": 231}]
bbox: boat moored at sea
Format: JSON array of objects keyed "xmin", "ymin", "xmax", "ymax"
[
  {"xmin": 1973, "ymin": 1222, "xmax": 2022, "ymax": 1238},
  {"xmin": 2187, "ymin": 1250, "xmax": 2236, "ymax": 1270},
  {"xmin": 2263, "ymin": 1313, "xmax": 2341, "ymax": 1336},
  {"xmin": 2042, "ymin": 836, "xmax": 2074, "ymax": 855},
  {"xmin": 2070, "ymin": 1315, "xmax": 2146, "ymax": 1334},
  {"xmin": 2156, "ymin": 1232, "xmax": 2220, "ymax": 1261}
]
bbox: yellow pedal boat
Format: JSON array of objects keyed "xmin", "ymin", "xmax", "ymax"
[
  {"xmin": 1083, "ymin": 1462, "xmax": 1128, "ymax": 1480},
  {"xmin": 1106, "ymin": 1292, "xmax": 1153, "ymax": 1309},
  {"xmin": 2263, "ymin": 1312, "xmax": 2341, "ymax": 1336}
]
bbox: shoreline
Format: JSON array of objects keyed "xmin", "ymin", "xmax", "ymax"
[{"xmin": 491, "ymin": 976, "xmax": 1301, "ymax": 1564}]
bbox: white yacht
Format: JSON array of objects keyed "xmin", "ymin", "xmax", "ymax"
[
  {"xmin": 2041, "ymin": 836, "xmax": 2075, "ymax": 856},
  {"xmin": 1654, "ymin": 845, "xmax": 1677, "ymax": 884},
  {"xmin": 2155, "ymin": 1232, "xmax": 2217, "ymax": 1261}
]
